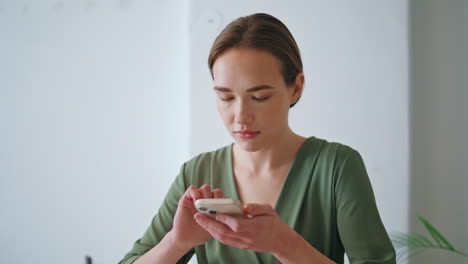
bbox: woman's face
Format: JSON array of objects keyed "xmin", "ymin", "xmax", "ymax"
[{"xmin": 212, "ymin": 48, "xmax": 302, "ymax": 152}]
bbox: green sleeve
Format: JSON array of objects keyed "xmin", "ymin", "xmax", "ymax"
[
  {"xmin": 335, "ymin": 149, "xmax": 396, "ymax": 264},
  {"xmin": 118, "ymin": 163, "xmax": 195, "ymax": 264}
]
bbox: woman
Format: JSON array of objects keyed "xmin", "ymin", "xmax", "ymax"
[{"xmin": 119, "ymin": 13, "xmax": 396, "ymax": 264}]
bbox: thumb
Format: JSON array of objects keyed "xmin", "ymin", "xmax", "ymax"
[{"xmin": 244, "ymin": 203, "xmax": 275, "ymax": 216}]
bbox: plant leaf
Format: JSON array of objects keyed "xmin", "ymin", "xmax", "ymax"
[
  {"xmin": 418, "ymin": 215, "xmax": 455, "ymax": 250},
  {"xmin": 391, "ymin": 232, "xmax": 414, "ymax": 248},
  {"xmin": 408, "ymin": 232, "xmax": 436, "ymax": 248},
  {"xmin": 391, "ymin": 231, "xmax": 434, "ymax": 249}
]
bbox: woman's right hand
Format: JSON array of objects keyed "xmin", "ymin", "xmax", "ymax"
[{"xmin": 170, "ymin": 184, "xmax": 223, "ymax": 251}]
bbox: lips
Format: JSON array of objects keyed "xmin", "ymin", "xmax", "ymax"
[{"xmin": 234, "ymin": 130, "xmax": 260, "ymax": 139}]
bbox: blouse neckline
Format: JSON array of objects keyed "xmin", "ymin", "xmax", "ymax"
[{"xmin": 225, "ymin": 136, "xmax": 316, "ymax": 213}]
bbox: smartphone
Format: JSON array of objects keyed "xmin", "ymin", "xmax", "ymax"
[{"xmin": 195, "ymin": 198, "xmax": 244, "ymax": 216}]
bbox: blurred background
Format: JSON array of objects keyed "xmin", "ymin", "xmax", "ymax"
[{"xmin": 0, "ymin": 0, "xmax": 466, "ymax": 263}]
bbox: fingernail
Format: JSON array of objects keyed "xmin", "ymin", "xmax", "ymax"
[
  {"xmin": 194, "ymin": 215, "xmax": 201, "ymax": 223},
  {"xmin": 215, "ymin": 215, "xmax": 224, "ymax": 221}
]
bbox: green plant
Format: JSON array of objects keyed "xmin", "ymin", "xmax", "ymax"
[{"xmin": 391, "ymin": 216, "xmax": 468, "ymax": 263}]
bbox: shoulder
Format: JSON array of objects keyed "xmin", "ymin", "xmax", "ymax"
[
  {"xmin": 184, "ymin": 144, "xmax": 231, "ymax": 169},
  {"xmin": 299, "ymin": 136, "xmax": 365, "ymax": 178},
  {"xmin": 307, "ymin": 136, "xmax": 358, "ymax": 163},
  {"xmin": 303, "ymin": 137, "xmax": 368, "ymax": 192},
  {"xmin": 179, "ymin": 144, "xmax": 232, "ymax": 185}
]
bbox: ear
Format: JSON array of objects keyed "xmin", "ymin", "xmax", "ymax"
[{"xmin": 289, "ymin": 72, "xmax": 304, "ymax": 106}]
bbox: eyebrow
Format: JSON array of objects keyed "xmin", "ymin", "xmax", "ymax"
[{"xmin": 213, "ymin": 85, "xmax": 275, "ymax": 92}]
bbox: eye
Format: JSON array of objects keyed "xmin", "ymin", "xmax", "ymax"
[
  {"xmin": 220, "ymin": 97, "xmax": 234, "ymax": 102},
  {"xmin": 253, "ymin": 96, "xmax": 270, "ymax": 102}
]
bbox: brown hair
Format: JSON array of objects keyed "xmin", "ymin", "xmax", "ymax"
[{"xmin": 208, "ymin": 13, "xmax": 303, "ymax": 108}]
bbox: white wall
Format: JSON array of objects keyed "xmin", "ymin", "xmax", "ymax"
[
  {"xmin": 189, "ymin": 0, "xmax": 410, "ymax": 254},
  {"xmin": 410, "ymin": 0, "xmax": 468, "ymax": 263},
  {"xmin": 1, "ymin": 1, "xmax": 415, "ymax": 263},
  {"xmin": 0, "ymin": 1, "xmax": 189, "ymax": 263}
]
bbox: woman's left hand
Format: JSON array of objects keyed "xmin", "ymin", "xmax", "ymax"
[{"xmin": 194, "ymin": 203, "xmax": 290, "ymax": 252}]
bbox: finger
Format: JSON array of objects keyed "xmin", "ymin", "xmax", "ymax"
[
  {"xmin": 212, "ymin": 189, "xmax": 223, "ymax": 198},
  {"xmin": 199, "ymin": 184, "xmax": 212, "ymax": 198},
  {"xmin": 178, "ymin": 186, "xmax": 200, "ymax": 209},
  {"xmin": 180, "ymin": 185, "xmax": 199, "ymax": 202},
  {"xmin": 244, "ymin": 203, "xmax": 275, "ymax": 216},
  {"xmin": 185, "ymin": 185, "xmax": 201, "ymax": 201},
  {"xmin": 215, "ymin": 214, "xmax": 248, "ymax": 232},
  {"xmin": 194, "ymin": 213, "xmax": 234, "ymax": 236},
  {"xmin": 217, "ymin": 236, "xmax": 250, "ymax": 250},
  {"xmin": 194, "ymin": 213, "xmax": 247, "ymax": 244}
]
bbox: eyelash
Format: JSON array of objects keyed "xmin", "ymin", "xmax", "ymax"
[
  {"xmin": 253, "ymin": 96, "xmax": 269, "ymax": 101},
  {"xmin": 220, "ymin": 96, "xmax": 270, "ymax": 102}
]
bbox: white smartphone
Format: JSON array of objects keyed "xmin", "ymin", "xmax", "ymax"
[{"xmin": 195, "ymin": 198, "xmax": 244, "ymax": 216}]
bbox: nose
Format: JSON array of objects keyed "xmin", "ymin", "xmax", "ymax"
[{"xmin": 234, "ymin": 99, "xmax": 253, "ymax": 125}]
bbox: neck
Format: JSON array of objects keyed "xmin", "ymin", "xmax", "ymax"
[{"xmin": 232, "ymin": 128, "xmax": 307, "ymax": 175}]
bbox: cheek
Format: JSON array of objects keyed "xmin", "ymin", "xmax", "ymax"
[
  {"xmin": 216, "ymin": 101, "xmax": 233, "ymax": 123},
  {"xmin": 254, "ymin": 103, "xmax": 286, "ymax": 127},
  {"xmin": 265, "ymin": 97, "xmax": 289, "ymax": 117}
]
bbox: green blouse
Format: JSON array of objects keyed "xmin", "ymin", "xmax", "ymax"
[{"xmin": 119, "ymin": 137, "xmax": 396, "ymax": 264}]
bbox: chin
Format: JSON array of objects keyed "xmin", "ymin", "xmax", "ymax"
[{"xmin": 234, "ymin": 139, "xmax": 263, "ymax": 152}]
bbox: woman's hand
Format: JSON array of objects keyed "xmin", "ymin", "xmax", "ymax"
[
  {"xmin": 193, "ymin": 203, "xmax": 289, "ymax": 252},
  {"xmin": 171, "ymin": 184, "xmax": 223, "ymax": 252}
]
